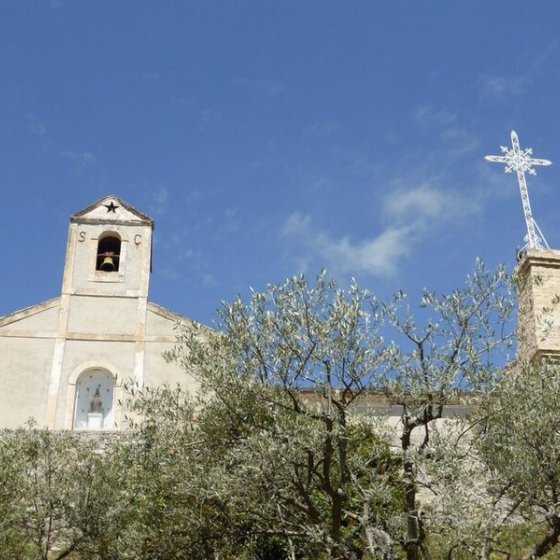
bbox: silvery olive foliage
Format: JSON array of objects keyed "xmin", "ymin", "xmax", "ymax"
[
  {"xmin": 377, "ymin": 261, "xmax": 515, "ymax": 560},
  {"xmin": 476, "ymin": 363, "xmax": 560, "ymax": 559},
  {"xmin": 169, "ymin": 272, "xmax": 401, "ymax": 559},
  {"xmin": 8, "ymin": 262, "xmax": 558, "ymax": 560},
  {"xmin": 168, "ymin": 263, "xmax": 515, "ymax": 559},
  {"xmin": 424, "ymin": 361, "xmax": 560, "ymax": 560},
  {"xmin": 0, "ymin": 424, "xmax": 124, "ymax": 560}
]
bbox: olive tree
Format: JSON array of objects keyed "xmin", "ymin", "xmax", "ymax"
[
  {"xmin": 169, "ymin": 273, "xmax": 401, "ymax": 559},
  {"xmin": 378, "ymin": 261, "xmax": 514, "ymax": 559},
  {"xmin": 116, "ymin": 385, "xmax": 255, "ymax": 560},
  {"xmin": 0, "ymin": 424, "xmax": 124, "ymax": 560},
  {"xmin": 168, "ymin": 263, "xmax": 515, "ymax": 559},
  {"xmin": 476, "ymin": 362, "xmax": 560, "ymax": 559}
]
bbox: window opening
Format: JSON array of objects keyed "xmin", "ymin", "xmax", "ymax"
[{"xmin": 96, "ymin": 236, "xmax": 121, "ymax": 272}]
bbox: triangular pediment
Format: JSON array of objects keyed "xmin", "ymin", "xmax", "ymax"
[{"xmin": 71, "ymin": 195, "xmax": 153, "ymax": 226}]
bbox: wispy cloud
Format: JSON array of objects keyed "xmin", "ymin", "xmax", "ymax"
[
  {"xmin": 59, "ymin": 150, "xmax": 95, "ymax": 167},
  {"xmin": 384, "ymin": 183, "xmax": 477, "ymax": 223},
  {"xmin": 26, "ymin": 114, "xmax": 47, "ymax": 138},
  {"xmin": 219, "ymin": 207, "xmax": 240, "ymax": 234},
  {"xmin": 233, "ymin": 77, "xmax": 284, "ymax": 97},
  {"xmin": 148, "ymin": 185, "xmax": 169, "ymax": 216},
  {"xmin": 480, "ymin": 73, "xmax": 530, "ymax": 100},
  {"xmin": 302, "ymin": 120, "xmax": 339, "ymax": 139},
  {"xmin": 413, "ymin": 105, "xmax": 479, "ymax": 156},
  {"xmin": 414, "ymin": 105, "xmax": 457, "ymax": 128},
  {"xmin": 186, "ymin": 189, "xmax": 204, "ymax": 203},
  {"xmin": 202, "ymin": 273, "xmax": 218, "ymax": 287},
  {"xmin": 281, "ymin": 212, "xmax": 412, "ymax": 278},
  {"xmin": 199, "ymin": 107, "xmax": 221, "ymax": 131},
  {"xmin": 479, "ymin": 40, "xmax": 557, "ymax": 101},
  {"xmin": 281, "ymin": 184, "xmax": 479, "ymax": 279}
]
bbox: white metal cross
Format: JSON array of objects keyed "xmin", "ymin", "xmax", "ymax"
[{"xmin": 485, "ymin": 130, "xmax": 552, "ymax": 251}]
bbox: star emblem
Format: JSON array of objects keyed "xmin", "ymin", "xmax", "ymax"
[{"xmin": 103, "ymin": 201, "xmax": 119, "ymax": 213}]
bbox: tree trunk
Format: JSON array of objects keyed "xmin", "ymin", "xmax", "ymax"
[
  {"xmin": 401, "ymin": 424, "xmax": 423, "ymax": 560},
  {"xmin": 525, "ymin": 515, "xmax": 560, "ymax": 559}
]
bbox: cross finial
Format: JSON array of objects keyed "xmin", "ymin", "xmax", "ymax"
[{"xmin": 485, "ymin": 130, "xmax": 552, "ymax": 251}]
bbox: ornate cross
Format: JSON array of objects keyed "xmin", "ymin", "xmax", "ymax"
[{"xmin": 485, "ymin": 130, "xmax": 552, "ymax": 251}]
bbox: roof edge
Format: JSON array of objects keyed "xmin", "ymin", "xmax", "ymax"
[
  {"xmin": 71, "ymin": 195, "xmax": 154, "ymax": 226},
  {"xmin": 0, "ymin": 297, "xmax": 60, "ymax": 327},
  {"xmin": 147, "ymin": 301, "xmax": 213, "ymax": 334}
]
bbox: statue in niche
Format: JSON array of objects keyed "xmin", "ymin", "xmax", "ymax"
[{"xmin": 89, "ymin": 387, "xmax": 104, "ymax": 415}]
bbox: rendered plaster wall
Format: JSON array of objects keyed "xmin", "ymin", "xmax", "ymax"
[
  {"xmin": 0, "ymin": 299, "xmax": 61, "ymax": 428},
  {"xmin": 67, "ymin": 296, "xmax": 140, "ymax": 335},
  {"xmin": 144, "ymin": 306, "xmax": 201, "ymax": 392},
  {"xmin": 0, "ymin": 336, "xmax": 54, "ymax": 428},
  {"xmin": 0, "ymin": 303, "xmax": 59, "ymax": 335},
  {"xmin": 143, "ymin": 342, "xmax": 199, "ymax": 391},
  {"xmin": 146, "ymin": 307, "xmax": 180, "ymax": 337},
  {"xmin": 64, "ymin": 222, "xmax": 152, "ymax": 298}
]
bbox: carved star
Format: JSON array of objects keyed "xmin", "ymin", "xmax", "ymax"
[{"xmin": 104, "ymin": 201, "xmax": 119, "ymax": 213}]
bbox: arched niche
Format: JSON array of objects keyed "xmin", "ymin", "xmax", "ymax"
[{"xmin": 72, "ymin": 368, "xmax": 117, "ymax": 430}]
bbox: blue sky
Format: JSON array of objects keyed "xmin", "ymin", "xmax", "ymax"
[{"xmin": 1, "ymin": 1, "xmax": 560, "ymax": 326}]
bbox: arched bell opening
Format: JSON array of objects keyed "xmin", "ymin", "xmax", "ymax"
[{"xmin": 96, "ymin": 235, "xmax": 121, "ymax": 272}]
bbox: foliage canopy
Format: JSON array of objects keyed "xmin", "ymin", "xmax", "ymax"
[{"xmin": 2, "ymin": 264, "xmax": 560, "ymax": 559}]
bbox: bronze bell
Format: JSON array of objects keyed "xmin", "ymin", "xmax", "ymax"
[{"xmin": 101, "ymin": 256, "xmax": 115, "ymax": 271}]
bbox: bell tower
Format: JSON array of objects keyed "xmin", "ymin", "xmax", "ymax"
[
  {"xmin": 45, "ymin": 195, "xmax": 154, "ymax": 428},
  {"xmin": 516, "ymin": 250, "xmax": 560, "ymax": 363},
  {"xmin": 0, "ymin": 194, "xmax": 198, "ymax": 431},
  {"xmin": 62, "ymin": 195, "xmax": 153, "ymax": 298}
]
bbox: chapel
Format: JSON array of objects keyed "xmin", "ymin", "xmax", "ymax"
[
  {"xmin": 0, "ymin": 195, "xmax": 198, "ymax": 430},
  {"xmin": 0, "ymin": 186, "xmax": 559, "ymax": 432}
]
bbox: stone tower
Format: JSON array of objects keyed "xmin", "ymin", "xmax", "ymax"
[
  {"xmin": 516, "ymin": 249, "xmax": 560, "ymax": 363},
  {"xmin": 45, "ymin": 195, "xmax": 154, "ymax": 428},
  {"xmin": 0, "ymin": 195, "xmax": 197, "ymax": 430}
]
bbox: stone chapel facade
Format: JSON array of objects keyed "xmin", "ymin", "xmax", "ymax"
[
  {"xmin": 0, "ymin": 196, "xmax": 198, "ymax": 430},
  {"xmin": 1, "ymin": 196, "xmax": 558, "ymax": 431}
]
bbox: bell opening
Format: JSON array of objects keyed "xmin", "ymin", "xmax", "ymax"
[{"xmin": 96, "ymin": 235, "xmax": 121, "ymax": 272}]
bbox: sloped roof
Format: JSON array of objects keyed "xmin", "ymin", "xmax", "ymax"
[
  {"xmin": 147, "ymin": 302, "xmax": 213, "ymax": 333},
  {"xmin": 0, "ymin": 297, "xmax": 60, "ymax": 328},
  {"xmin": 0, "ymin": 298, "xmax": 211, "ymax": 335},
  {"xmin": 71, "ymin": 195, "xmax": 154, "ymax": 227}
]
